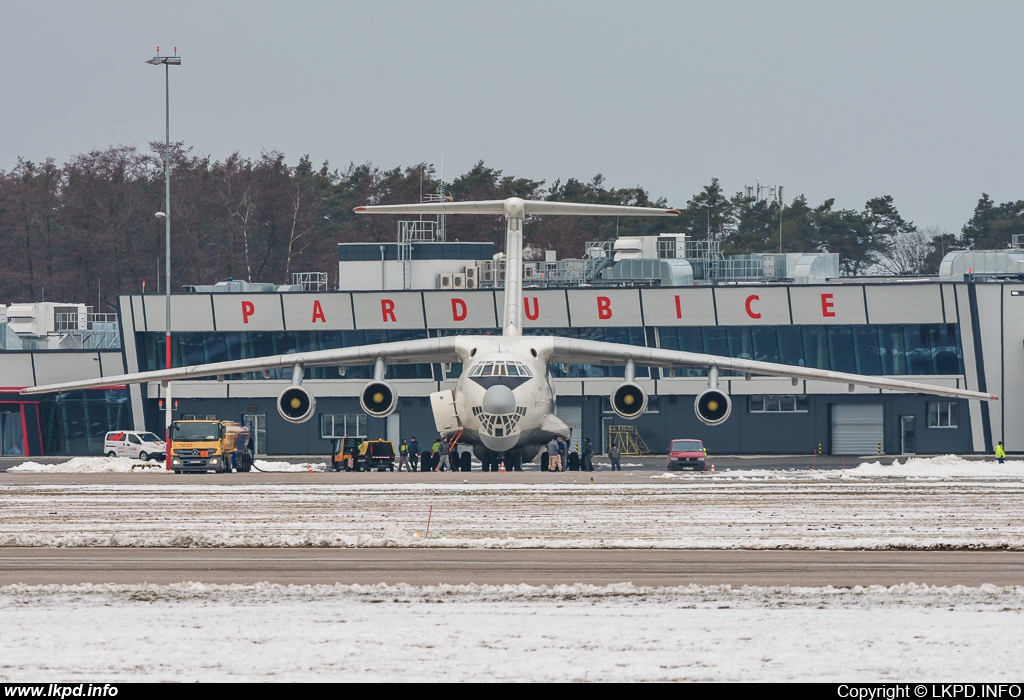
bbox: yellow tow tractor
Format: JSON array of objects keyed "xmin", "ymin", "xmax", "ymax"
[{"xmin": 330, "ymin": 437, "xmax": 396, "ymax": 472}]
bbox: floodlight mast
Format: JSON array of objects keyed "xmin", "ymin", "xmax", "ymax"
[{"xmin": 146, "ymin": 47, "xmax": 180, "ymax": 471}]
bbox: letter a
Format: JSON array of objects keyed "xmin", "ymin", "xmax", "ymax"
[{"xmin": 312, "ymin": 299, "xmax": 327, "ymax": 323}]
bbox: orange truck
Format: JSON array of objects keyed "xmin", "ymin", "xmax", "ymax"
[{"xmin": 170, "ymin": 419, "xmax": 253, "ymax": 474}]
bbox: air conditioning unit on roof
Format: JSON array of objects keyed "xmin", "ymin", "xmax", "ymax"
[{"xmin": 438, "ymin": 273, "xmax": 453, "ymax": 289}]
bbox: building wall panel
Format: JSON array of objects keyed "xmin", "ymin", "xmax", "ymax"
[
  {"xmin": 790, "ymin": 286, "xmax": 866, "ymax": 325},
  {"xmin": 497, "ymin": 290, "xmax": 569, "ymax": 328},
  {"xmin": 282, "ymin": 294, "xmax": 355, "ymax": 331},
  {"xmin": 714, "ymin": 287, "xmax": 791, "ymax": 326},
  {"xmin": 212, "ymin": 294, "xmax": 283, "ymax": 331},
  {"xmin": 865, "ymin": 284, "xmax": 944, "ymax": 324},
  {"xmin": 567, "ymin": 289, "xmax": 641, "ymax": 327},
  {"xmin": 640, "ymin": 288, "xmax": 717, "ymax": 326},
  {"xmin": 423, "ymin": 291, "xmax": 498, "ymax": 329}
]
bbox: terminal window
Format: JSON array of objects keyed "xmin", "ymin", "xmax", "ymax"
[
  {"xmin": 927, "ymin": 402, "xmax": 958, "ymax": 428},
  {"xmin": 749, "ymin": 395, "xmax": 809, "ymax": 413},
  {"xmin": 321, "ymin": 413, "xmax": 367, "ymax": 439}
]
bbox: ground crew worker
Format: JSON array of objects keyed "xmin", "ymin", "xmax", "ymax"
[
  {"xmin": 547, "ymin": 437, "xmax": 561, "ymax": 472},
  {"xmin": 437, "ymin": 436, "xmax": 452, "ymax": 472},
  {"xmin": 996, "ymin": 440, "xmax": 1006, "ymax": 464},
  {"xmin": 409, "ymin": 436, "xmax": 420, "ymax": 471},
  {"xmin": 398, "ymin": 438, "xmax": 410, "ymax": 471},
  {"xmin": 609, "ymin": 443, "xmax": 621, "ymax": 471},
  {"xmin": 583, "ymin": 437, "xmax": 594, "ymax": 472}
]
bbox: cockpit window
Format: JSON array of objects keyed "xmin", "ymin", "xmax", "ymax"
[{"xmin": 470, "ymin": 361, "xmax": 533, "ymax": 378}]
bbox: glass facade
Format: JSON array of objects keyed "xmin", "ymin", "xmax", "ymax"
[
  {"xmin": 137, "ymin": 330, "xmax": 434, "ymax": 380},
  {"xmin": 39, "ymin": 389, "xmax": 130, "ymax": 455},
  {"xmin": 658, "ymin": 324, "xmax": 964, "ymax": 377},
  {"xmin": 435, "ymin": 327, "xmax": 652, "ymax": 378},
  {"xmin": 139, "ymin": 324, "xmax": 962, "ymax": 382},
  {"xmin": 522, "ymin": 327, "xmax": 651, "ymax": 378}
]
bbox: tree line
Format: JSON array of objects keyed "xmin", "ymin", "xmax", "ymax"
[{"xmin": 1, "ymin": 144, "xmax": 1022, "ymax": 310}]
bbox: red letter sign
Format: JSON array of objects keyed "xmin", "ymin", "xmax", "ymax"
[
  {"xmin": 381, "ymin": 299, "xmax": 396, "ymax": 322},
  {"xmin": 597, "ymin": 296, "xmax": 612, "ymax": 320},
  {"xmin": 524, "ymin": 297, "xmax": 540, "ymax": 321},
  {"xmin": 241, "ymin": 300, "xmax": 255, "ymax": 324},
  {"xmin": 821, "ymin": 293, "xmax": 836, "ymax": 317},
  {"xmin": 312, "ymin": 299, "xmax": 326, "ymax": 324},
  {"xmin": 451, "ymin": 298, "xmax": 467, "ymax": 321},
  {"xmin": 745, "ymin": 294, "xmax": 761, "ymax": 319},
  {"xmin": 675, "ymin": 295, "xmax": 683, "ymax": 319}
]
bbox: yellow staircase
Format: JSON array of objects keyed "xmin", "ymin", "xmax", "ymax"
[{"xmin": 607, "ymin": 425, "xmax": 652, "ymax": 456}]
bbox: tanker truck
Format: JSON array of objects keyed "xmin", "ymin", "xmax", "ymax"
[{"xmin": 169, "ymin": 419, "xmax": 253, "ymax": 474}]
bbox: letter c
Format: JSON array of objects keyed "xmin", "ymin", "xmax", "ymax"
[{"xmin": 745, "ymin": 294, "xmax": 761, "ymax": 319}]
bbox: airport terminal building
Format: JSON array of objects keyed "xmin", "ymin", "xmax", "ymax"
[{"xmin": 0, "ymin": 241, "xmax": 1020, "ymax": 459}]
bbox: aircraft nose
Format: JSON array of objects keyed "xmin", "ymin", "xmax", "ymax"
[{"xmin": 482, "ymin": 384, "xmax": 517, "ymax": 414}]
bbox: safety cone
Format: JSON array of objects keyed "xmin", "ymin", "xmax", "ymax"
[
  {"xmin": 710, "ymin": 463, "xmax": 716, "ymax": 472},
  {"xmin": 307, "ymin": 463, "xmax": 313, "ymax": 473},
  {"xmin": 499, "ymin": 461, "xmax": 506, "ymax": 473}
]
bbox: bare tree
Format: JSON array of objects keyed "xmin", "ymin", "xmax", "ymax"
[{"xmin": 877, "ymin": 226, "xmax": 931, "ymax": 275}]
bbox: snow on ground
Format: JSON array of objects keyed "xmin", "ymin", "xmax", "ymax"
[
  {"xmin": 5, "ymin": 457, "xmax": 327, "ymax": 474},
  {"xmin": 5, "ymin": 454, "xmax": 1024, "ymax": 681},
  {"xmin": 3, "ymin": 455, "xmax": 1024, "ymax": 549},
  {"xmin": 1, "ymin": 582, "xmax": 1023, "ymax": 682}
]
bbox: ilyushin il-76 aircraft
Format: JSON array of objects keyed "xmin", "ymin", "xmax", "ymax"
[{"xmin": 23, "ymin": 197, "xmax": 997, "ymax": 470}]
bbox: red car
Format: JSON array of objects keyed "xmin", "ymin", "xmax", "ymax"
[{"xmin": 667, "ymin": 439, "xmax": 707, "ymax": 472}]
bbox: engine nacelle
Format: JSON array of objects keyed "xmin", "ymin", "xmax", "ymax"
[
  {"xmin": 610, "ymin": 382, "xmax": 648, "ymax": 419},
  {"xmin": 694, "ymin": 388, "xmax": 732, "ymax": 426},
  {"xmin": 360, "ymin": 381, "xmax": 398, "ymax": 418},
  {"xmin": 277, "ymin": 385, "xmax": 316, "ymax": 424}
]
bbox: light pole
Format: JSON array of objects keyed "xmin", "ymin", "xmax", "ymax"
[{"xmin": 147, "ymin": 47, "xmax": 180, "ymax": 471}]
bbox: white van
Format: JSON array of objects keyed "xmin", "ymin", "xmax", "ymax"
[{"xmin": 104, "ymin": 431, "xmax": 166, "ymax": 461}]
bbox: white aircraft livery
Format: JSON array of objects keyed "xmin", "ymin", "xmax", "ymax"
[{"xmin": 22, "ymin": 197, "xmax": 997, "ymax": 470}]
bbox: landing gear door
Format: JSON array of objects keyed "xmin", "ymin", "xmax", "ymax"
[{"xmin": 430, "ymin": 390, "xmax": 461, "ymax": 433}]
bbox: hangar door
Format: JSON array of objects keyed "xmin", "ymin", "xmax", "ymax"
[
  {"xmin": 556, "ymin": 404, "xmax": 582, "ymax": 442},
  {"xmin": 831, "ymin": 404, "xmax": 884, "ymax": 455}
]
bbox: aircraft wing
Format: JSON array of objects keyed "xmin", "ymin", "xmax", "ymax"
[
  {"xmin": 547, "ymin": 337, "xmax": 997, "ymax": 402},
  {"xmin": 19, "ymin": 336, "xmax": 464, "ymax": 395}
]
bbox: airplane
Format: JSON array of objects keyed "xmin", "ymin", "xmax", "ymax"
[{"xmin": 21, "ymin": 196, "xmax": 997, "ymax": 470}]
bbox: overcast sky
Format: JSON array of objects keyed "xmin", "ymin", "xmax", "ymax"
[{"xmin": 2, "ymin": 1, "xmax": 1021, "ymax": 235}]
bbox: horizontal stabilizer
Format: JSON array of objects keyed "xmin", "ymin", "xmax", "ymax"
[{"xmin": 355, "ymin": 198, "xmax": 678, "ymax": 217}]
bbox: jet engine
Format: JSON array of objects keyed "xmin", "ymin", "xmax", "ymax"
[
  {"xmin": 610, "ymin": 382, "xmax": 648, "ymax": 419},
  {"xmin": 277, "ymin": 385, "xmax": 316, "ymax": 424},
  {"xmin": 360, "ymin": 381, "xmax": 398, "ymax": 418},
  {"xmin": 694, "ymin": 388, "xmax": 732, "ymax": 426}
]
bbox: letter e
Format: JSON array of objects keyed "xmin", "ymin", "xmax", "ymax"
[{"xmin": 821, "ymin": 293, "xmax": 836, "ymax": 317}]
